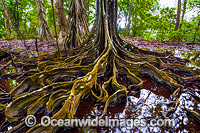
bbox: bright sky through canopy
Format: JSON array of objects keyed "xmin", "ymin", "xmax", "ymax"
[
  {"xmin": 159, "ymin": 0, "xmax": 176, "ymax": 8},
  {"xmin": 119, "ymin": 0, "xmax": 198, "ymax": 28},
  {"xmin": 159, "ymin": 0, "xmax": 197, "ymax": 20}
]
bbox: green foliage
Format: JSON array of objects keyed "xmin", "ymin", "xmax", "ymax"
[
  {"xmin": 86, "ymin": 0, "xmax": 96, "ymax": 28},
  {"xmin": 0, "ymin": 5, "xmax": 7, "ymax": 39},
  {"xmin": 117, "ymin": 0, "xmax": 200, "ymax": 43},
  {"xmin": 0, "ymin": 0, "xmax": 199, "ymax": 42}
]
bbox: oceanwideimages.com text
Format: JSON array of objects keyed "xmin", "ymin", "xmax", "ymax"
[{"xmin": 25, "ymin": 115, "xmax": 176, "ymax": 129}]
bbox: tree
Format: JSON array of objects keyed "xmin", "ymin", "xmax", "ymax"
[
  {"xmin": 126, "ymin": 0, "xmax": 133, "ymax": 37},
  {"xmin": 180, "ymin": 0, "xmax": 188, "ymax": 29},
  {"xmin": 55, "ymin": 0, "xmax": 68, "ymax": 38},
  {"xmin": 50, "ymin": 0, "xmax": 60, "ymax": 57},
  {"xmin": 0, "ymin": 0, "xmax": 11, "ymax": 38},
  {"xmin": 0, "ymin": 0, "xmax": 28, "ymax": 49},
  {"xmin": 175, "ymin": 0, "xmax": 181, "ymax": 31},
  {"xmin": 64, "ymin": 0, "xmax": 88, "ymax": 49},
  {"xmin": 1, "ymin": 0, "xmax": 200, "ymax": 132},
  {"xmin": 35, "ymin": 0, "xmax": 53, "ymax": 41},
  {"xmin": 127, "ymin": 0, "xmax": 159, "ymax": 38}
]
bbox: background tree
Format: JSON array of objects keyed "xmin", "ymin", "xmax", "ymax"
[
  {"xmin": 126, "ymin": 0, "xmax": 133, "ymax": 37},
  {"xmin": 180, "ymin": 0, "xmax": 188, "ymax": 29},
  {"xmin": 0, "ymin": 0, "xmax": 11, "ymax": 38},
  {"xmin": 175, "ymin": 0, "xmax": 181, "ymax": 31},
  {"xmin": 55, "ymin": 0, "xmax": 68, "ymax": 38},
  {"xmin": 64, "ymin": 0, "xmax": 88, "ymax": 49},
  {"xmin": 35, "ymin": 0, "xmax": 53, "ymax": 41}
]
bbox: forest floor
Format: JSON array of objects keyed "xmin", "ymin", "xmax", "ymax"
[
  {"xmin": 0, "ymin": 37, "xmax": 200, "ymax": 53},
  {"xmin": 1, "ymin": 37, "xmax": 199, "ymax": 68}
]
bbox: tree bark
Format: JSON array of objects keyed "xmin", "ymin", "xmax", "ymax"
[
  {"xmin": 55, "ymin": 0, "xmax": 68, "ymax": 38},
  {"xmin": 86, "ymin": 0, "xmax": 90, "ymax": 23},
  {"xmin": 180, "ymin": 0, "xmax": 187, "ymax": 29},
  {"xmin": 64, "ymin": 0, "xmax": 88, "ymax": 49},
  {"xmin": 175, "ymin": 0, "xmax": 181, "ymax": 31},
  {"xmin": 35, "ymin": 0, "xmax": 53, "ymax": 41},
  {"xmin": 51, "ymin": 0, "xmax": 61, "ymax": 57},
  {"xmin": 126, "ymin": 0, "xmax": 133, "ymax": 37},
  {"xmin": 0, "ymin": 0, "xmax": 11, "ymax": 38},
  {"xmin": 15, "ymin": 0, "xmax": 19, "ymax": 28}
]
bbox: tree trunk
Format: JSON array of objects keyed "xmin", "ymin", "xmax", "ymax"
[
  {"xmin": 64, "ymin": 0, "xmax": 88, "ymax": 49},
  {"xmin": 175, "ymin": 0, "xmax": 181, "ymax": 31},
  {"xmin": 132, "ymin": 9, "xmax": 137, "ymax": 37},
  {"xmin": 15, "ymin": 0, "xmax": 19, "ymax": 28},
  {"xmin": 55, "ymin": 0, "xmax": 68, "ymax": 38},
  {"xmin": 126, "ymin": 0, "xmax": 133, "ymax": 37},
  {"xmin": 0, "ymin": 0, "xmax": 11, "ymax": 38},
  {"xmin": 51, "ymin": 0, "xmax": 61, "ymax": 57},
  {"xmin": 86, "ymin": 0, "xmax": 90, "ymax": 23},
  {"xmin": 35, "ymin": 0, "xmax": 53, "ymax": 41},
  {"xmin": 180, "ymin": 0, "xmax": 187, "ymax": 29}
]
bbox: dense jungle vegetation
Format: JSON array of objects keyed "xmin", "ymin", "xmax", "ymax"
[{"xmin": 0, "ymin": 0, "xmax": 200, "ymax": 42}]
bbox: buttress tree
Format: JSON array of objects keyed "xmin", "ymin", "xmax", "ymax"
[
  {"xmin": 0, "ymin": 0, "xmax": 200, "ymax": 132},
  {"xmin": 35, "ymin": 0, "xmax": 53, "ymax": 41}
]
